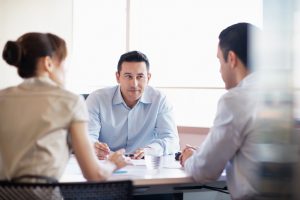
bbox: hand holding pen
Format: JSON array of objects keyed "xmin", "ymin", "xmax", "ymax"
[
  {"xmin": 94, "ymin": 141, "xmax": 110, "ymax": 160},
  {"xmin": 179, "ymin": 144, "xmax": 197, "ymax": 167},
  {"xmin": 185, "ymin": 144, "xmax": 197, "ymax": 150}
]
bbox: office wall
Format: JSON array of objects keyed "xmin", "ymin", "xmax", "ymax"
[
  {"xmin": 0, "ymin": 0, "xmax": 73, "ymax": 89},
  {"xmin": 178, "ymin": 127, "xmax": 209, "ymax": 149}
]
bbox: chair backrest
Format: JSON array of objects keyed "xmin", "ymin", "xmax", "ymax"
[{"xmin": 0, "ymin": 180, "xmax": 133, "ymax": 200}]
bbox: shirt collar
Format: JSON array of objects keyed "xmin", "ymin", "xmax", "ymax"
[
  {"xmin": 112, "ymin": 86, "xmax": 124, "ymax": 105},
  {"xmin": 112, "ymin": 85, "xmax": 152, "ymax": 106},
  {"xmin": 236, "ymin": 73, "xmax": 257, "ymax": 88},
  {"xmin": 140, "ymin": 86, "xmax": 152, "ymax": 104},
  {"xmin": 19, "ymin": 76, "xmax": 59, "ymax": 90}
]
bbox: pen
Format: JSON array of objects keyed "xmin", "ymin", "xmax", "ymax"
[
  {"xmin": 124, "ymin": 153, "xmax": 134, "ymax": 158},
  {"xmin": 186, "ymin": 144, "xmax": 197, "ymax": 150}
]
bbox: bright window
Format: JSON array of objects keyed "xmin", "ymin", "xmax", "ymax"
[
  {"xmin": 67, "ymin": 0, "xmax": 126, "ymax": 93},
  {"xmin": 70, "ymin": 0, "xmax": 263, "ymax": 127}
]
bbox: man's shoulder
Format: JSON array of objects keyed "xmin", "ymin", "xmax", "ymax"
[
  {"xmin": 219, "ymin": 85, "xmax": 256, "ymax": 112},
  {"xmin": 222, "ymin": 82, "xmax": 252, "ymax": 98},
  {"xmin": 145, "ymin": 85, "xmax": 165, "ymax": 98},
  {"xmin": 86, "ymin": 86, "xmax": 118, "ymax": 105},
  {"xmin": 90, "ymin": 86, "xmax": 118, "ymax": 97},
  {"xmin": 141, "ymin": 86, "xmax": 172, "ymax": 108}
]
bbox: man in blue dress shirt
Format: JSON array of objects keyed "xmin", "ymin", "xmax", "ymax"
[{"xmin": 86, "ymin": 51, "xmax": 179, "ymax": 160}]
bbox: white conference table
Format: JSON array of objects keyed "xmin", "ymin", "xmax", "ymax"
[{"xmin": 61, "ymin": 155, "xmax": 227, "ymax": 195}]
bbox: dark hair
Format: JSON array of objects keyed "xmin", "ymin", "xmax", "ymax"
[
  {"xmin": 117, "ymin": 51, "xmax": 150, "ymax": 73},
  {"xmin": 218, "ymin": 22, "xmax": 258, "ymax": 69},
  {"xmin": 2, "ymin": 32, "xmax": 67, "ymax": 78}
]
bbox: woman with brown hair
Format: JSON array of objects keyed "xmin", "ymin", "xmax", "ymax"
[{"xmin": 0, "ymin": 32, "xmax": 128, "ymax": 183}]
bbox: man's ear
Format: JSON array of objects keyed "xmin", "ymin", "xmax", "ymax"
[
  {"xmin": 115, "ymin": 71, "xmax": 120, "ymax": 83},
  {"xmin": 147, "ymin": 72, "xmax": 151, "ymax": 82},
  {"xmin": 227, "ymin": 51, "xmax": 237, "ymax": 69},
  {"xmin": 44, "ymin": 56, "xmax": 53, "ymax": 73}
]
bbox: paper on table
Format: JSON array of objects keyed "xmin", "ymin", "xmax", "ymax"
[
  {"xmin": 129, "ymin": 158, "xmax": 181, "ymax": 168},
  {"xmin": 131, "ymin": 159, "xmax": 146, "ymax": 166}
]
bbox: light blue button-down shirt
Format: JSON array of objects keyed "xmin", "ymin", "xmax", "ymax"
[{"xmin": 86, "ymin": 85, "xmax": 179, "ymax": 155}]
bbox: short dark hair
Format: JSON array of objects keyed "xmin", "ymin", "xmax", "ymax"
[
  {"xmin": 117, "ymin": 51, "xmax": 150, "ymax": 73},
  {"xmin": 218, "ymin": 22, "xmax": 258, "ymax": 69},
  {"xmin": 2, "ymin": 32, "xmax": 67, "ymax": 78}
]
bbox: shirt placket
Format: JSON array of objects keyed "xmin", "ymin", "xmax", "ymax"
[{"xmin": 126, "ymin": 106, "xmax": 137, "ymax": 153}]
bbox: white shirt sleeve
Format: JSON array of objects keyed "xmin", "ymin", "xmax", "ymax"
[{"xmin": 184, "ymin": 94, "xmax": 244, "ymax": 183}]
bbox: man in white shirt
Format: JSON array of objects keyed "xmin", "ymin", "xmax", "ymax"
[{"xmin": 180, "ymin": 23, "xmax": 260, "ymax": 200}]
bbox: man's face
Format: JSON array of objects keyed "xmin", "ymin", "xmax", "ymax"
[
  {"xmin": 217, "ymin": 45, "xmax": 236, "ymax": 90},
  {"xmin": 116, "ymin": 61, "xmax": 151, "ymax": 107}
]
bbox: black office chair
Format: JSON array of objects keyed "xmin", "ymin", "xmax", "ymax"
[{"xmin": 0, "ymin": 180, "xmax": 133, "ymax": 200}]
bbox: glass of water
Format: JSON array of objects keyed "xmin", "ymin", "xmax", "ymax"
[{"xmin": 144, "ymin": 147, "xmax": 163, "ymax": 170}]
